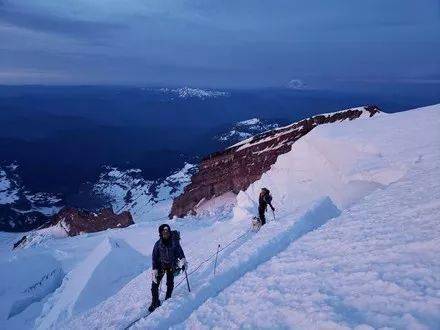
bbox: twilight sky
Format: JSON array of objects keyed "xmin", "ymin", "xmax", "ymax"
[{"xmin": 0, "ymin": 0, "xmax": 439, "ymax": 88}]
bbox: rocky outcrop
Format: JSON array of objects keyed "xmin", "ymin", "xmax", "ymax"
[
  {"xmin": 13, "ymin": 207, "xmax": 133, "ymax": 249},
  {"xmin": 169, "ymin": 106, "xmax": 381, "ymax": 218},
  {"xmin": 45, "ymin": 207, "xmax": 134, "ymax": 236}
]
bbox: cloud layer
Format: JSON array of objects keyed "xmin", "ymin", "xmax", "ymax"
[{"xmin": 0, "ymin": 0, "xmax": 439, "ymax": 87}]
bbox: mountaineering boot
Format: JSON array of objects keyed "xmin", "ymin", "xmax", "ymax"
[
  {"xmin": 165, "ymin": 272, "xmax": 174, "ymax": 300},
  {"xmin": 165, "ymin": 289, "xmax": 173, "ymax": 300},
  {"xmin": 148, "ymin": 299, "xmax": 161, "ymax": 312}
]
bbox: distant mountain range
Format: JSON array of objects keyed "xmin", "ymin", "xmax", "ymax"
[
  {"xmin": 157, "ymin": 87, "xmax": 229, "ymax": 99},
  {"xmin": 0, "ymin": 116, "xmax": 282, "ymax": 231},
  {"xmin": 1, "ymin": 84, "xmax": 439, "ymax": 231}
]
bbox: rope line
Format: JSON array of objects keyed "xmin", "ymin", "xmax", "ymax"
[
  {"xmin": 174, "ymin": 228, "xmax": 251, "ymax": 289},
  {"xmin": 124, "ymin": 227, "xmax": 252, "ymax": 329},
  {"xmin": 125, "ymin": 210, "xmax": 282, "ymax": 328}
]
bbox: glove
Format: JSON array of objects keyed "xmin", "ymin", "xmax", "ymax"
[
  {"xmin": 178, "ymin": 258, "xmax": 187, "ymax": 271},
  {"xmin": 151, "ymin": 269, "xmax": 158, "ymax": 284},
  {"xmin": 271, "ymin": 206, "xmax": 275, "ymax": 211}
]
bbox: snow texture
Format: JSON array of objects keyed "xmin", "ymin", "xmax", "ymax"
[
  {"xmin": 0, "ymin": 104, "xmax": 439, "ymax": 329},
  {"xmin": 229, "ymin": 106, "xmax": 377, "ymax": 151},
  {"xmin": 35, "ymin": 237, "xmax": 147, "ymax": 329}
]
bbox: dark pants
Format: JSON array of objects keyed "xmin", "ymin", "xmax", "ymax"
[
  {"xmin": 258, "ymin": 206, "xmax": 266, "ymax": 225},
  {"xmin": 151, "ymin": 268, "xmax": 174, "ymax": 304}
]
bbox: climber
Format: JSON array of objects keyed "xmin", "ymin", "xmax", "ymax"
[
  {"xmin": 148, "ymin": 223, "xmax": 187, "ymax": 312},
  {"xmin": 258, "ymin": 187, "xmax": 275, "ymax": 226}
]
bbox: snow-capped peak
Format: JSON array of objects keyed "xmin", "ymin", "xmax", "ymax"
[
  {"xmin": 286, "ymin": 79, "xmax": 306, "ymax": 90},
  {"xmin": 159, "ymin": 87, "xmax": 229, "ymax": 99},
  {"xmin": 237, "ymin": 118, "xmax": 261, "ymax": 126}
]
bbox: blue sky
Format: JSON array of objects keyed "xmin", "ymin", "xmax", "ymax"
[{"xmin": 0, "ymin": 0, "xmax": 439, "ymax": 87}]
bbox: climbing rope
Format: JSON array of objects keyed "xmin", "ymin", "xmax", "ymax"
[
  {"xmin": 174, "ymin": 228, "xmax": 251, "ymax": 289},
  {"xmin": 123, "ymin": 226, "xmax": 252, "ymax": 329}
]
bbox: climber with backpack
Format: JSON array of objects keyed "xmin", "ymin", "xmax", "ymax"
[
  {"xmin": 148, "ymin": 223, "xmax": 187, "ymax": 312},
  {"xmin": 258, "ymin": 187, "xmax": 275, "ymax": 226}
]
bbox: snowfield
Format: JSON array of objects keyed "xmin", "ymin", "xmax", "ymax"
[{"xmin": 1, "ymin": 104, "xmax": 439, "ymax": 329}]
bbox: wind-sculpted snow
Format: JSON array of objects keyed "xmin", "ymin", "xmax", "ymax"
[
  {"xmin": 36, "ymin": 237, "xmax": 147, "ymax": 329},
  {"xmin": 182, "ymin": 137, "xmax": 440, "ymax": 329},
  {"xmin": 170, "ymin": 106, "xmax": 380, "ymax": 218}
]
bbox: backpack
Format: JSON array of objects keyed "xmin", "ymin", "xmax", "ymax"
[
  {"xmin": 171, "ymin": 230, "xmax": 180, "ymax": 241},
  {"xmin": 266, "ymin": 194, "xmax": 273, "ymax": 204}
]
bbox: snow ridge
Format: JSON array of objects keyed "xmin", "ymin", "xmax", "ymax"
[{"xmin": 36, "ymin": 237, "xmax": 147, "ymax": 329}]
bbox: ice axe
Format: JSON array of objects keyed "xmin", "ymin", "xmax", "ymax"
[{"xmin": 184, "ymin": 268, "xmax": 191, "ymax": 292}]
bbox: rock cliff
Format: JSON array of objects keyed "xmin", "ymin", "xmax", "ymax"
[
  {"xmin": 46, "ymin": 207, "xmax": 134, "ymax": 236},
  {"xmin": 169, "ymin": 106, "xmax": 380, "ymax": 218},
  {"xmin": 13, "ymin": 207, "xmax": 133, "ymax": 249}
]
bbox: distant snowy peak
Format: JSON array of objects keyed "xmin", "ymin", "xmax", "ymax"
[
  {"xmin": 236, "ymin": 118, "xmax": 278, "ymax": 130},
  {"xmin": 286, "ymin": 79, "xmax": 306, "ymax": 90},
  {"xmin": 215, "ymin": 118, "xmax": 281, "ymax": 143},
  {"xmin": 159, "ymin": 87, "xmax": 229, "ymax": 99}
]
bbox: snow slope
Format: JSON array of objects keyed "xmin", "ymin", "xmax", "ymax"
[
  {"xmin": 35, "ymin": 238, "xmax": 147, "ymax": 329},
  {"xmin": 1, "ymin": 104, "xmax": 439, "ymax": 329},
  {"xmin": 131, "ymin": 105, "xmax": 440, "ymax": 329},
  {"xmin": 0, "ymin": 254, "xmax": 63, "ymax": 324},
  {"xmin": 182, "ymin": 106, "xmax": 440, "ymax": 329},
  {"xmin": 94, "ymin": 163, "xmax": 195, "ymax": 222}
]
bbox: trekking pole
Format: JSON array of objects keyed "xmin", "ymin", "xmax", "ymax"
[
  {"xmin": 272, "ymin": 209, "xmax": 276, "ymax": 221},
  {"xmin": 184, "ymin": 268, "xmax": 191, "ymax": 292},
  {"xmin": 213, "ymin": 244, "xmax": 220, "ymax": 275}
]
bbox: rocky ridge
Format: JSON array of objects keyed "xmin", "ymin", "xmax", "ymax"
[{"xmin": 169, "ymin": 106, "xmax": 381, "ymax": 218}]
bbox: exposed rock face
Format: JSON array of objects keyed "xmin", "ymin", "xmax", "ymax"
[
  {"xmin": 46, "ymin": 207, "xmax": 134, "ymax": 236},
  {"xmin": 13, "ymin": 207, "xmax": 133, "ymax": 249},
  {"xmin": 170, "ymin": 106, "xmax": 380, "ymax": 218}
]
